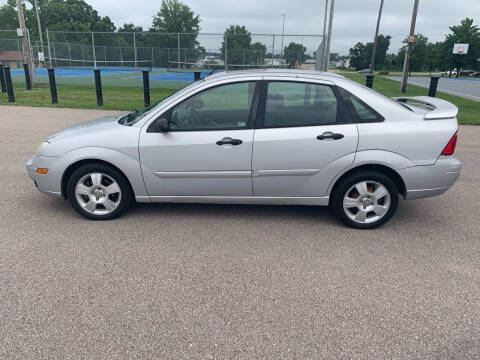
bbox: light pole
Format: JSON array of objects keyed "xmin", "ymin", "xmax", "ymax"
[
  {"xmin": 324, "ymin": 0, "xmax": 335, "ymax": 72},
  {"xmin": 33, "ymin": 0, "xmax": 44, "ymax": 67},
  {"xmin": 322, "ymin": 0, "xmax": 329, "ymax": 70},
  {"xmin": 369, "ymin": 0, "xmax": 384, "ymax": 74},
  {"xmin": 281, "ymin": 14, "xmax": 285, "ymax": 61},
  {"xmin": 401, "ymin": 0, "xmax": 420, "ymax": 93},
  {"xmin": 16, "ymin": 0, "xmax": 34, "ymax": 86}
]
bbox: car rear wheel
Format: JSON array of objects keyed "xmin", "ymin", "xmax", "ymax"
[
  {"xmin": 66, "ymin": 163, "xmax": 132, "ymax": 220},
  {"xmin": 332, "ymin": 171, "xmax": 398, "ymax": 229}
]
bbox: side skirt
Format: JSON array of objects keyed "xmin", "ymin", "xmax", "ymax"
[{"xmin": 135, "ymin": 195, "xmax": 330, "ymax": 206}]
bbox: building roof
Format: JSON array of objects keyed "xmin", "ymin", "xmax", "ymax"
[{"xmin": 0, "ymin": 50, "xmax": 24, "ymax": 61}]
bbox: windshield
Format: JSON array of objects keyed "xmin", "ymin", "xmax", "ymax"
[{"xmin": 118, "ymin": 81, "xmax": 202, "ymax": 126}]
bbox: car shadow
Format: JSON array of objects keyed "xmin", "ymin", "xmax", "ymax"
[{"xmin": 129, "ymin": 201, "xmax": 336, "ymax": 224}]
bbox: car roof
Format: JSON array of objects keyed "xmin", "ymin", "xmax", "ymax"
[{"xmin": 204, "ymin": 68, "xmax": 346, "ymax": 82}]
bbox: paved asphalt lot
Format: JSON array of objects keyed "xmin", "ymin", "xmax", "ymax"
[
  {"xmin": 1, "ymin": 105, "xmax": 479, "ymax": 359},
  {"xmin": 387, "ymin": 76, "xmax": 480, "ymax": 102}
]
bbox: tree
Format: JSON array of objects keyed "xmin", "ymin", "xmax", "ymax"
[
  {"xmin": 425, "ymin": 42, "xmax": 443, "ymax": 72},
  {"xmin": 349, "ymin": 42, "xmax": 370, "ymax": 70},
  {"xmin": 348, "ymin": 34, "xmax": 391, "ymax": 70},
  {"xmin": 396, "ymin": 34, "xmax": 429, "ymax": 72},
  {"xmin": 150, "ymin": 0, "xmax": 200, "ymax": 51},
  {"xmin": 284, "ymin": 42, "xmax": 306, "ymax": 67},
  {"xmin": 118, "ymin": 23, "xmax": 144, "ymax": 33},
  {"xmin": 251, "ymin": 41, "xmax": 266, "ymax": 64},
  {"xmin": 221, "ymin": 25, "xmax": 252, "ymax": 66},
  {"xmin": 441, "ymin": 18, "xmax": 480, "ymax": 71}
]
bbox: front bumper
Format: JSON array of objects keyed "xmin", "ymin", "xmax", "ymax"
[
  {"xmin": 26, "ymin": 156, "xmax": 64, "ymax": 197},
  {"xmin": 400, "ymin": 156, "xmax": 462, "ymax": 200}
]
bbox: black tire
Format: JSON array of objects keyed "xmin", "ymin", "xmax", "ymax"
[
  {"xmin": 331, "ymin": 170, "xmax": 398, "ymax": 229},
  {"xmin": 66, "ymin": 163, "xmax": 132, "ymax": 220}
]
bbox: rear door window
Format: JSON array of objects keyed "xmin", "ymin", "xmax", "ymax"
[{"xmin": 262, "ymin": 82, "xmax": 338, "ymax": 128}]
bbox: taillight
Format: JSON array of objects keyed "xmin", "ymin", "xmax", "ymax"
[{"xmin": 441, "ymin": 131, "xmax": 458, "ymax": 156}]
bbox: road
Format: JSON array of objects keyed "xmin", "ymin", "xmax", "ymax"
[
  {"xmin": 387, "ymin": 76, "xmax": 480, "ymax": 102},
  {"xmin": 1, "ymin": 106, "xmax": 479, "ymax": 359}
]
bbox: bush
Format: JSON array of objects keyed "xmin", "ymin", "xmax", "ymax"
[{"xmin": 378, "ymin": 70, "xmax": 389, "ymax": 75}]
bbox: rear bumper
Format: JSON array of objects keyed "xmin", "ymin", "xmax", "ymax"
[{"xmin": 400, "ymin": 156, "xmax": 462, "ymax": 200}]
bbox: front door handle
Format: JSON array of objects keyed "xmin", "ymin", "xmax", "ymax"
[
  {"xmin": 216, "ymin": 137, "xmax": 243, "ymax": 146},
  {"xmin": 316, "ymin": 132, "xmax": 344, "ymax": 140}
]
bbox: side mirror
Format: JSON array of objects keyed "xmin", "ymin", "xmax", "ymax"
[{"xmin": 157, "ymin": 118, "xmax": 169, "ymax": 132}]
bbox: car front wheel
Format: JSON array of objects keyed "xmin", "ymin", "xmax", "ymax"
[
  {"xmin": 332, "ymin": 171, "xmax": 398, "ymax": 229},
  {"xmin": 66, "ymin": 163, "xmax": 132, "ymax": 220}
]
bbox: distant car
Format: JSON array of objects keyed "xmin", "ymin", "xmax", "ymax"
[
  {"xmin": 458, "ymin": 69, "xmax": 476, "ymax": 76},
  {"xmin": 441, "ymin": 70, "xmax": 457, "ymax": 75},
  {"xmin": 26, "ymin": 70, "xmax": 462, "ymax": 229},
  {"xmin": 358, "ymin": 68, "xmax": 371, "ymax": 74}
]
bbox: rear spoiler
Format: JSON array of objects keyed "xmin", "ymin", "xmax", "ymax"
[{"xmin": 392, "ymin": 96, "xmax": 458, "ymax": 120}]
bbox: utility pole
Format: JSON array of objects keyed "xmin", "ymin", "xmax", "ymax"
[
  {"xmin": 281, "ymin": 14, "xmax": 285, "ymax": 61},
  {"xmin": 16, "ymin": 0, "xmax": 34, "ymax": 85},
  {"xmin": 369, "ymin": 0, "xmax": 384, "ymax": 74},
  {"xmin": 324, "ymin": 0, "xmax": 335, "ymax": 71},
  {"xmin": 401, "ymin": 0, "xmax": 420, "ymax": 93},
  {"xmin": 322, "ymin": 0, "xmax": 329, "ymax": 71},
  {"xmin": 33, "ymin": 0, "xmax": 44, "ymax": 67}
]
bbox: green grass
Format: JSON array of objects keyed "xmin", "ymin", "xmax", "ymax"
[
  {"xmin": 0, "ymin": 83, "xmax": 176, "ymax": 111},
  {"xmin": 343, "ymin": 73, "xmax": 480, "ymax": 125}
]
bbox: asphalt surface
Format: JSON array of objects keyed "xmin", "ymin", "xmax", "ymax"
[
  {"xmin": 387, "ymin": 76, "xmax": 480, "ymax": 102},
  {"xmin": 1, "ymin": 105, "xmax": 479, "ymax": 359}
]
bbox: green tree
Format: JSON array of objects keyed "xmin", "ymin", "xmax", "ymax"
[
  {"xmin": 426, "ymin": 42, "xmax": 443, "ymax": 72},
  {"xmin": 251, "ymin": 41, "xmax": 266, "ymax": 64},
  {"xmin": 440, "ymin": 18, "xmax": 480, "ymax": 71},
  {"xmin": 150, "ymin": 0, "xmax": 200, "ymax": 51},
  {"xmin": 349, "ymin": 42, "xmax": 370, "ymax": 70},
  {"xmin": 118, "ymin": 23, "xmax": 144, "ymax": 33},
  {"xmin": 348, "ymin": 34, "xmax": 391, "ymax": 70},
  {"xmin": 284, "ymin": 42, "xmax": 306, "ymax": 67},
  {"xmin": 396, "ymin": 34, "xmax": 429, "ymax": 72},
  {"xmin": 221, "ymin": 25, "xmax": 252, "ymax": 66}
]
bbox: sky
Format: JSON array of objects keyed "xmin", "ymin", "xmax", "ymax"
[{"xmin": 3, "ymin": 0, "xmax": 479, "ymax": 55}]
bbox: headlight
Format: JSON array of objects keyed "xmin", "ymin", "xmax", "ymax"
[{"xmin": 37, "ymin": 141, "xmax": 50, "ymax": 152}]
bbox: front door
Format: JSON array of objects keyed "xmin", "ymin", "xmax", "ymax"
[
  {"xmin": 252, "ymin": 80, "xmax": 358, "ymax": 198},
  {"xmin": 139, "ymin": 81, "xmax": 259, "ymax": 198}
]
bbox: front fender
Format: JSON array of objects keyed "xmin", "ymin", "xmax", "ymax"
[{"xmin": 60, "ymin": 147, "xmax": 149, "ymax": 198}]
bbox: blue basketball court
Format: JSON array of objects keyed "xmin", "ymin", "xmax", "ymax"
[
  {"xmin": 124, "ymin": 70, "xmax": 219, "ymax": 82},
  {"xmin": 9, "ymin": 67, "xmax": 164, "ymax": 77}
]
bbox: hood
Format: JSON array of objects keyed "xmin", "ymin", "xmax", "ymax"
[{"xmin": 46, "ymin": 114, "xmax": 125, "ymax": 142}]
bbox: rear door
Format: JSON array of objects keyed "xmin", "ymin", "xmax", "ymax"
[{"xmin": 252, "ymin": 79, "xmax": 358, "ymax": 198}]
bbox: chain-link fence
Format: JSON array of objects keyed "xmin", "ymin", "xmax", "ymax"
[{"xmin": 1, "ymin": 29, "xmax": 324, "ymax": 107}]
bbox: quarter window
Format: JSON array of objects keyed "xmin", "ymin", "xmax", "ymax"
[
  {"xmin": 337, "ymin": 87, "xmax": 384, "ymax": 123},
  {"xmin": 263, "ymin": 82, "xmax": 338, "ymax": 127},
  {"xmin": 169, "ymin": 82, "xmax": 255, "ymax": 130}
]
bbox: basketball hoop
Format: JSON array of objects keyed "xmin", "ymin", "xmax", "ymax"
[{"xmin": 453, "ymin": 43, "xmax": 469, "ymax": 55}]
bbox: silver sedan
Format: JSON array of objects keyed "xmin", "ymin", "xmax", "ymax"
[{"xmin": 26, "ymin": 70, "xmax": 462, "ymax": 228}]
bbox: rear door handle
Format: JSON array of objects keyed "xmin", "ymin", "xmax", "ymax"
[
  {"xmin": 216, "ymin": 137, "xmax": 243, "ymax": 146},
  {"xmin": 316, "ymin": 132, "xmax": 344, "ymax": 140}
]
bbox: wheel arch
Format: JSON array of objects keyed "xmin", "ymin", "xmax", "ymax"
[
  {"xmin": 61, "ymin": 159, "xmax": 134, "ymax": 199},
  {"xmin": 328, "ymin": 163, "xmax": 407, "ymax": 204}
]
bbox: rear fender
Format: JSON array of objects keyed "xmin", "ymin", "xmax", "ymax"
[{"xmin": 326, "ymin": 150, "xmax": 414, "ymax": 196}]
